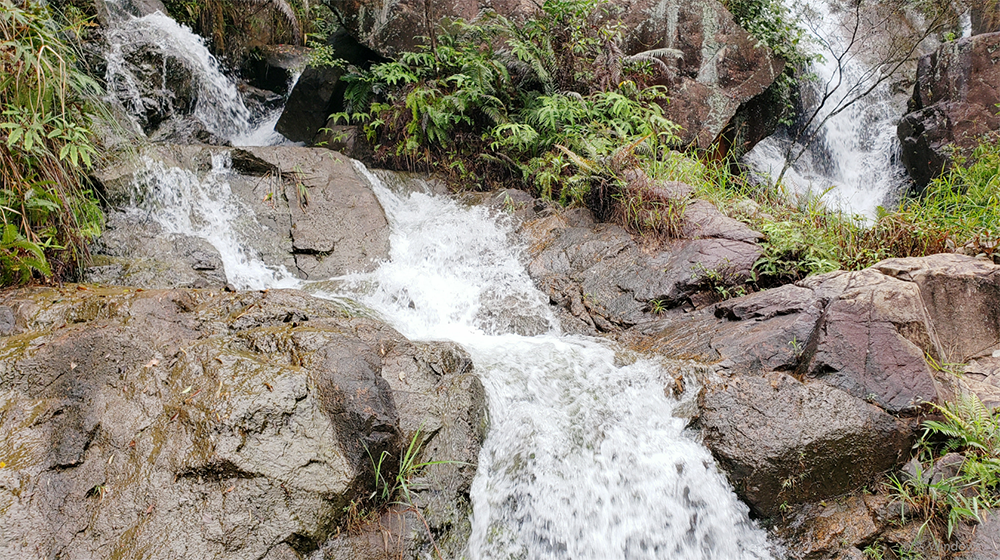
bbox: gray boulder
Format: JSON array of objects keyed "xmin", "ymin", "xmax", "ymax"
[
  {"xmin": 521, "ymin": 196, "xmax": 762, "ymax": 330},
  {"xmin": 643, "ymin": 253, "xmax": 1000, "ymax": 516},
  {"xmin": 89, "ymin": 144, "xmax": 391, "ymax": 286},
  {"xmin": 0, "ymin": 286, "xmax": 485, "ymax": 560}
]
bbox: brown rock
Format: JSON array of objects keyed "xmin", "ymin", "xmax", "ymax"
[
  {"xmin": 898, "ymin": 32, "xmax": 1000, "ymax": 187},
  {"xmin": 698, "ymin": 372, "xmax": 913, "ymax": 518}
]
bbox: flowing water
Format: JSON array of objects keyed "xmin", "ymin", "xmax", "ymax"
[
  {"xmin": 743, "ymin": 0, "xmax": 911, "ymax": 217},
  {"xmin": 102, "ymin": 3, "xmax": 289, "ymax": 145},
  {"xmin": 127, "ymin": 153, "xmax": 776, "ymax": 558},
  {"xmin": 106, "ymin": 6, "xmax": 777, "ymax": 557}
]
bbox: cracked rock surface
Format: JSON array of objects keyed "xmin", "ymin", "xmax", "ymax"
[
  {"xmin": 0, "ymin": 286, "xmax": 485, "ymax": 560},
  {"xmin": 89, "ymin": 144, "xmax": 390, "ymax": 286}
]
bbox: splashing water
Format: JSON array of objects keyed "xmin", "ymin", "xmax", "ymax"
[
  {"xmin": 102, "ymin": 5, "xmax": 294, "ymax": 145},
  {"xmin": 337, "ymin": 165, "xmax": 776, "ymax": 559},
  {"xmin": 127, "ymin": 147, "xmax": 776, "ymax": 557},
  {"xmin": 743, "ymin": 0, "xmax": 911, "ymax": 217},
  {"xmin": 127, "ymin": 152, "xmax": 299, "ymax": 290},
  {"xmin": 103, "ymin": 11, "xmax": 254, "ymax": 139}
]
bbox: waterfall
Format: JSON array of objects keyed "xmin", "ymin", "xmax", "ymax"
[
  {"xmin": 125, "ymin": 146, "xmax": 778, "ymax": 558},
  {"xmin": 102, "ymin": 4, "xmax": 289, "ymax": 145},
  {"xmin": 743, "ymin": 0, "xmax": 912, "ymax": 218},
  {"xmin": 109, "ymin": 6, "xmax": 778, "ymax": 557},
  {"xmin": 320, "ymin": 167, "xmax": 776, "ymax": 559}
]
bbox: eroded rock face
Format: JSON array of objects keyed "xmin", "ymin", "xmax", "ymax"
[
  {"xmin": 520, "ymin": 192, "xmax": 763, "ymax": 331},
  {"xmin": 616, "ymin": 0, "xmax": 785, "ymax": 148},
  {"xmin": 698, "ymin": 372, "xmax": 912, "ymax": 518},
  {"xmin": 0, "ymin": 286, "xmax": 485, "ymax": 560},
  {"xmin": 89, "ymin": 144, "xmax": 391, "ymax": 287},
  {"xmin": 897, "ymin": 32, "xmax": 1000, "ymax": 188}
]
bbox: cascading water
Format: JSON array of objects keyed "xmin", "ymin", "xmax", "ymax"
[
  {"xmin": 112, "ymin": 6, "xmax": 778, "ymax": 557},
  {"xmin": 102, "ymin": 2, "xmax": 290, "ymax": 145},
  {"xmin": 135, "ymin": 155, "xmax": 777, "ymax": 557},
  {"xmin": 743, "ymin": 0, "xmax": 911, "ymax": 217},
  {"xmin": 337, "ymin": 167, "xmax": 776, "ymax": 560}
]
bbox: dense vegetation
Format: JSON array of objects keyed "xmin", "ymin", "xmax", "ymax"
[
  {"xmin": 0, "ymin": 0, "xmax": 105, "ymax": 285},
  {"xmin": 323, "ymin": 0, "xmax": 999, "ymax": 290},
  {"xmin": 860, "ymin": 394, "xmax": 1000, "ymax": 558}
]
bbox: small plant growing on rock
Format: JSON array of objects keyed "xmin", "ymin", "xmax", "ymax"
[{"xmin": 887, "ymin": 394, "xmax": 1000, "ymax": 543}]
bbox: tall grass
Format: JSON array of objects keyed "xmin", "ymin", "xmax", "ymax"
[{"xmin": 0, "ymin": 0, "xmax": 106, "ymax": 285}]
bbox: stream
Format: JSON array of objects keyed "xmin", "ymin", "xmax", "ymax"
[{"xmin": 101, "ymin": 5, "xmax": 779, "ymax": 559}]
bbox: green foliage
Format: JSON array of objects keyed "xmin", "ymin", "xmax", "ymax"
[
  {"xmin": 0, "ymin": 0, "xmax": 108, "ymax": 285},
  {"xmin": 722, "ymin": 0, "xmax": 814, "ymax": 124},
  {"xmin": 368, "ymin": 426, "xmax": 462, "ymax": 507},
  {"xmin": 906, "ymin": 138, "xmax": 1000, "ymax": 257},
  {"xmin": 334, "ymin": 0, "xmax": 687, "ymax": 233},
  {"xmin": 887, "ymin": 394, "xmax": 1000, "ymax": 543}
]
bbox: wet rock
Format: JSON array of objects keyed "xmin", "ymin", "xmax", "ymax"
[
  {"xmin": 635, "ymin": 254, "xmax": 1000, "ymax": 519},
  {"xmin": 244, "ymin": 44, "xmax": 309, "ymax": 95},
  {"xmin": 522, "ymin": 198, "xmax": 762, "ymax": 329},
  {"xmin": 114, "ymin": 45, "xmax": 198, "ymax": 133},
  {"xmin": 147, "ymin": 115, "xmax": 231, "ymax": 145},
  {"xmin": 778, "ymin": 495, "xmax": 880, "ymax": 559},
  {"xmin": 0, "ymin": 286, "xmax": 485, "ymax": 560},
  {"xmin": 875, "ymin": 254, "xmax": 1000, "ymax": 363},
  {"xmin": 898, "ymin": 32, "xmax": 1000, "ymax": 188},
  {"xmin": 275, "ymin": 30, "xmax": 382, "ymax": 144},
  {"xmin": 86, "ymin": 211, "xmax": 228, "ymax": 289},
  {"xmin": 796, "ymin": 269, "xmax": 941, "ymax": 414},
  {"xmin": 698, "ymin": 371, "xmax": 913, "ymax": 518},
  {"xmin": 616, "ymin": 0, "xmax": 786, "ymax": 149},
  {"xmin": 955, "ymin": 509, "xmax": 1000, "ymax": 559},
  {"xmin": 89, "ymin": 144, "xmax": 391, "ymax": 286}
]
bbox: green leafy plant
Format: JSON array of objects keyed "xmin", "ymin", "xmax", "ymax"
[
  {"xmin": 368, "ymin": 426, "xmax": 463, "ymax": 507},
  {"xmin": 331, "ymin": 0, "xmax": 686, "ymax": 233},
  {"xmin": 0, "ymin": 0, "xmax": 109, "ymax": 285},
  {"xmin": 886, "ymin": 394, "xmax": 1000, "ymax": 544}
]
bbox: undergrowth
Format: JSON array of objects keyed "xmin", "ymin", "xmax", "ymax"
[
  {"xmin": 318, "ymin": 0, "xmax": 997, "ymax": 291},
  {"xmin": 874, "ymin": 394, "xmax": 1000, "ymax": 554},
  {"xmin": 0, "ymin": 0, "xmax": 109, "ymax": 285},
  {"xmin": 330, "ymin": 0, "xmax": 689, "ymax": 233}
]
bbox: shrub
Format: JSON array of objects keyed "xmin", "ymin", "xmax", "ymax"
[
  {"xmin": 0, "ymin": 0, "xmax": 107, "ymax": 285},
  {"xmin": 333, "ymin": 0, "xmax": 685, "ymax": 232}
]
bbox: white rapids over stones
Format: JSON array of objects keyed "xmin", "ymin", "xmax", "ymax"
[
  {"xmin": 743, "ymin": 0, "xmax": 911, "ymax": 218},
  {"xmin": 332, "ymin": 166, "xmax": 777, "ymax": 560},
  {"xmin": 131, "ymin": 150, "xmax": 778, "ymax": 557},
  {"xmin": 110, "ymin": 5, "xmax": 777, "ymax": 556},
  {"xmin": 103, "ymin": 6, "xmax": 289, "ymax": 145}
]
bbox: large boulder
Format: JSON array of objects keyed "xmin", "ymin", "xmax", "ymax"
[
  {"xmin": 616, "ymin": 0, "xmax": 785, "ymax": 148},
  {"xmin": 0, "ymin": 286, "xmax": 485, "ymax": 560},
  {"xmin": 275, "ymin": 30, "xmax": 384, "ymax": 144},
  {"xmin": 698, "ymin": 371, "xmax": 913, "ymax": 518},
  {"xmin": 639, "ymin": 253, "xmax": 1000, "ymax": 516},
  {"xmin": 521, "ymin": 190, "xmax": 763, "ymax": 331},
  {"xmin": 89, "ymin": 144, "xmax": 391, "ymax": 287},
  {"xmin": 897, "ymin": 32, "xmax": 1000, "ymax": 188},
  {"xmin": 329, "ymin": 0, "xmax": 783, "ymax": 150}
]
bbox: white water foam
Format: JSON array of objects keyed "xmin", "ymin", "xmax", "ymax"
[
  {"xmin": 743, "ymin": 0, "xmax": 910, "ymax": 218},
  {"xmin": 104, "ymin": 12, "xmax": 255, "ymax": 139},
  {"xmin": 127, "ymin": 149, "xmax": 776, "ymax": 557},
  {"xmin": 128, "ymin": 152, "xmax": 299, "ymax": 290},
  {"xmin": 336, "ymin": 166, "xmax": 776, "ymax": 559}
]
